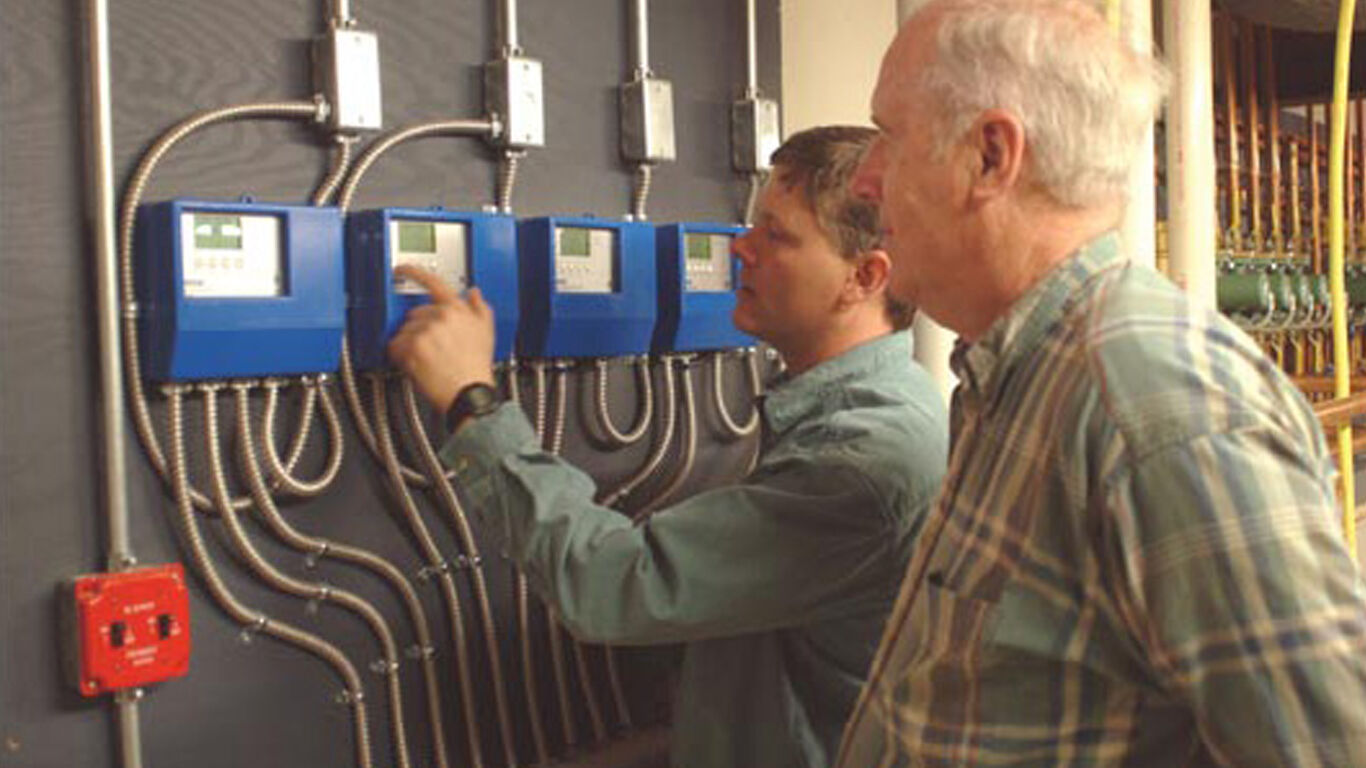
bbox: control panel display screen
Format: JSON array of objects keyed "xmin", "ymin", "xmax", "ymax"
[
  {"xmin": 683, "ymin": 233, "xmax": 733, "ymax": 292},
  {"xmin": 555, "ymin": 227, "xmax": 616, "ymax": 293},
  {"xmin": 391, "ymin": 220, "xmax": 469, "ymax": 295},
  {"xmin": 180, "ymin": 212, "xmax": 284, "ymax": 298}
]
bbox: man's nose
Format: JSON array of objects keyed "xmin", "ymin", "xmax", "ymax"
[{"xmin": 733, "ymin": 230, "xmax": 758, "ymax": 266}]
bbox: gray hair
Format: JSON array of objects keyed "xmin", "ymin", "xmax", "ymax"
[{"xmin": 919, "ymin": 0, "xmax": 1167, "ymax": 207}]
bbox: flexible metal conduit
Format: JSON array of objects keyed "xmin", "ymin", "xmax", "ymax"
[
  {"xmin": 537, "ymin": 363, "xmax": 581, "ymax": 750},
  {"xmin": 261, "ymin": 379, "xmax": 345, "ymax": 497},
  {"xmin": 640, "ymin": 357, "xmax": 698, "ymax": 515},
  {"xmin": 315, "ymin": 136, "xmax": 358, "ymax": 205},
  {"xmin": 370, "ymin": 377, "xmax": 486, "ymax": 768},
  {"xmin": 593, "ymin": 357, "xmax": 654, "ymax": 446},
  {"xmin": 85, "ymin": 0, "xmax": 145, "ymax": 762},
  {"xmin": 333, "ymin": 119, "xmax": 497, "ymax": 486},
  {"xmin": 711, "ymin": 349, "xmax": 760, "ymax": 439},
  {"xmin": 165, "ymin": 386, "xmax": 372, "ymax": 768},
  {"xmin": 601, "ymin": 355, "xmax": 679, "ymax": 508},
  {"xmin": 398, "ymin": 380, "xmax": 518, "ymax": 768},
  {"xmin": 203, "ymin": 385, "xmax": 411, "ymax": 768},
  {"xmin": 118, "ymin": 101, "xmax": 325, "ymax": 513},
  {"xmin": 1328, "ymin": 0, "xmax": 1358, "ymax": 554},
  {"xmin": 510, "ymin": 361, "xmax": 552, "ymax": 765},
  {"xmin": 238, "ymin": 387, "xmax": 452, "ymax": 768},
  {"xmin": 550, "ymin": 365, "xmax": 611, "ymax": 745}
]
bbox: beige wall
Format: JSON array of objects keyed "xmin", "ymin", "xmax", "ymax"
[{"xmin": 780, "ymin": 0, "xmax": 898, "ymax": 133}]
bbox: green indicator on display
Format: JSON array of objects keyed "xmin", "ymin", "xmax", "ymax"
[
  {"xmin": 686, "ymin": 233, "xmax": 711, "ymax": 262},
  {"xmin": 194, "ymin": 214, "xmax": 242, "ymax": 250},
  {"xmin": 398, "ymin": 221, "xmax": 437, "ymax": 253},
  {"xmin": 559, "ymin": 227, "xmax": 591, "ymax": 257}
]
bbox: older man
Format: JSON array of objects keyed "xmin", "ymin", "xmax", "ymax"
[
  {"xmin": 390, "ymin": 126, "xmax": 948, "ymax": 768},
  {"xmin": 840, "ymin": 1, "xmax": 1366, "ymax": 766}
]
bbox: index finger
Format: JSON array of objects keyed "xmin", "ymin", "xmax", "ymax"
[{"xmin": 394, "ymin": 264, "xmax": 461, "ymax": 304}]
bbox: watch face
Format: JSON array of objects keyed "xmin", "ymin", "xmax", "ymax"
[{"xmin": 466, "ymin": 383, "xmax": 500, "ymax": 415}]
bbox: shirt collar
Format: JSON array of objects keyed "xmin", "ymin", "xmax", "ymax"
[
  {"xmin": 762, "ymin": 331, "xmax": 913, "ymax": 435},
  {"xmin": 951, "ymin": 232, "xmax": 1125, "ymax": 405}
]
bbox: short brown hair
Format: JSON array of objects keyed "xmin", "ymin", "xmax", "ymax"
[{"xmin": 770, "ymin": 126, "xmax": 915, "ymax": 330}]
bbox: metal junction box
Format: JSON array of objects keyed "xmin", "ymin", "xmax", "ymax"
[
  {"xmin": 653, "ymin": 223, "xmax": 753, "ymax": 352},
  {"xmin": 313, "ymin": 28, "xmax": 383, "ymax": 134},
  {"xmin": 621, "ymin": 77, "xmax": 676, "ymax": 163},
  {"xmin": 485, "ymin": 55, "xmax": 546, "ymax": 149},
  {"xmin": 346, "ymin": 208, "xmax": 520, "ymax": 368},
  {"xmin": 135, "ymin": 199, "xmax": 346, "ymax": 380},
  {"xmin": 731, "ymin": 97, "xmax": 782, "ymax": 172},
  {"xmin": 517, "ymin": 216, "xmax": 657, "ymax": 358}
]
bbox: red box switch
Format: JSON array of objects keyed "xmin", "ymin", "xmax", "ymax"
[{"xmin": 64, "ymin": 564, "xmax": 191, "ymax": 696}]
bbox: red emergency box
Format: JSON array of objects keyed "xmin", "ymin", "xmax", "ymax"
[{"xmin": 63, "ymin": 564, "xmax": 191, "ymax": 696}]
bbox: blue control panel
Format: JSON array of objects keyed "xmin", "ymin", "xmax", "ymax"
[
  {"xmin": 135, "ymin": 199, "xmax": 345, "ymax": 381},
  {"xmin": 653, "ymin": 223, "xmax": 752, "ymax": 352},
  {"xmin": 346, "ymin": 208, "xmax": 519, "ymax": 369},
  {"xmin": 517, "ymin": 216, "xmax": 657, "ymax": 358}
]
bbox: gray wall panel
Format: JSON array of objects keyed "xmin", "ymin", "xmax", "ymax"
[{"xmin": 1, "ymin": 0, "xmax": 780, "ymax": 766}]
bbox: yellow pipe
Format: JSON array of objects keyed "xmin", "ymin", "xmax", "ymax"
[{"xmin": 1329, "ymin": 0, "xmax": 1357, "ymax": 558}]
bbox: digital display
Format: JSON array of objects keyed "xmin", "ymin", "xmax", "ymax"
[
  {"xmin": 397, "ymin": 221, "xmax": 437, "ymax": 253},
  {"xmin": 559, "ymin": 227, "xmax": 591, "ymax": 257},
  {"xmin": 194, "ymin": 214, "xmax": 242, "ymax": 251},
  {"xmin": 686, "ymin": 233, "xmax": 711, "ymax": 262}
]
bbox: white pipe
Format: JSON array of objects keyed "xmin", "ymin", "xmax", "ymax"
[
  {"xmin": 86, "ymin": 0, "xmax": 131, "ymax": 573},
  {"xmin": 85, "ymin": 1, "xmax": 143, "ymax": 764},
  {"xmin": 1162, "ymin": 0, "xmax": 1218, "ymax": 307},
  {"xmin": 499, "ymin": 0, "xmax": 519, "ymax": 55},
  {"xmin": 1119, "ymin": 1, "xmax": 1157, "ymax": 271},
  {"xmin": 745, "ymin": 0, "xmax": 759, "ymax": 97},
  {"xmin": 631, "ymin": 0, "xmax": 650, "ymax": 77}
]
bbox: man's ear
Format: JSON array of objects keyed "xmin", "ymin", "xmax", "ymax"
[
  {"xmin": 844, "ymin": 249, "xmax": 892, "ymax": 305},
  {"xmin": 966, "ymin": 109, "xmax": 1026, "ymax": 202}
]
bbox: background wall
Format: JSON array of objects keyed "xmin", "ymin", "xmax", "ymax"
[
  {"xmin": 781, "ymin": 0, "xmax": 897, "ymax": 131},
  {"xmin": 0, "ymin": 1, "xmax": 779, "ymax": 766}
]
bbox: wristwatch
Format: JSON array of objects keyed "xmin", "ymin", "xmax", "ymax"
[{"xmin": 444, "ymin": 382, "xmax": 502, "ymax": 434}]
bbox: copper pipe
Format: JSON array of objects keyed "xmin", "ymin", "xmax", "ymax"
[
  {"xmin": 1262, "ymin": 25, "xmax": 1283, "ymax": 256},
  {"xmin": 1358, "ymin": 99, "xmax": 1366, "ymax": 260},
  {"xmin": 1313, "ymin": 103, "xmax": 1326, "ymax": 273},
  {"xmin": 1240, "ymin": 19, "xmax": 1264, "ymax": 253},
  {"xmin": 1220, "ymin": 12, "xmax": 1242, "ymax": 243},
  {"xmin": 1349, "ymin": 101, "xmax": 1357, "ymax": 259},
  {"xmin": 1291, "ymin": 136, "xmax": 1304, "ymax": 255}
]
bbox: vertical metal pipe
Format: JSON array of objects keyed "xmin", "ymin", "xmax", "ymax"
[
  {"xmin": 1117, "ymin": 0, "xmax": 1157, "ymax": 271},
  {"xmin": 87, "ymin": 0, "xmax": 130, "ymax": 576},
  {"xmin": 1163, "ymin": 0, "xmax": 1217, "ymax": 306},
  {"xmin": 1220, "ymin": 13, "xmax": 1242, "ymax": 245},
  {"xmin": 1291, "ymin": 137, "xmax": 1303, "ymax": 255},
  {"xmin": 331, "ymin": 0, "xmax": 353, "ymax": 27},
  {"xmin": 86, "ymin": 5, "xmax": 143, "ymax": 765},
  {"xmin": 1262, "ymin": 25, "xmax": 1283, "ymax": 256},
  {"xmin": 499, "ymin": 0, "xmax": 519, "ymax": 55},
  {"xmin": 631, "ymin": 0, "xmax": 650, "ymax": 77},
  {"xmin": 1314, "ymin": 103, "xmax": 1325, "ymax": 273},
  {"xmin": 1357, "ymin": 99, "xmax": 1366, "ymax": 259},
  {"xmin": 745, "ymin": 0, "xmax": 759, "ymax": 97},
  {"xmin": 1241, "ymin": 19, "xmax": 1263, "ymax": 253}
]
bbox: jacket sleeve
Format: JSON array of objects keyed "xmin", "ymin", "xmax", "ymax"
[{"xmin": 441, "ymin": 403, "xmax": 908, "ymax": 645}]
